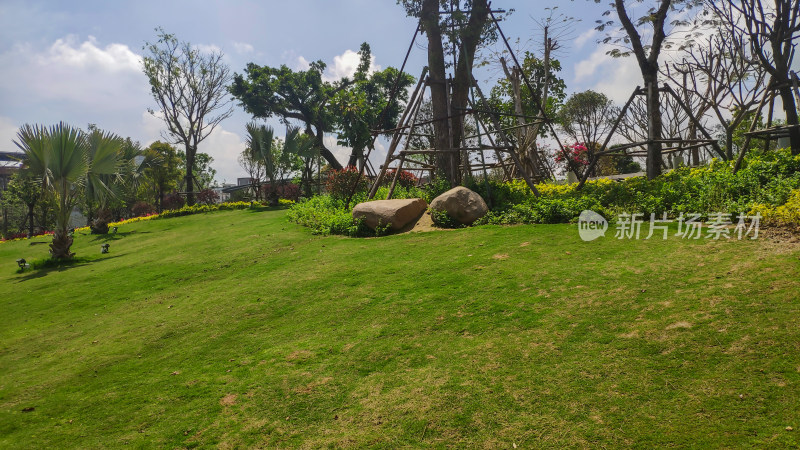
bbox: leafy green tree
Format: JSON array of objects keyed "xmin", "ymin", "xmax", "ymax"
[
  {"xmin": 490, "ymin": 55, "xmax": 566, "ymax": 130},
  {"xmin": 177, "ymin": 151, "xmax": 216, "ymax": 191},
  {"xmin": 143, "ymin": 141, "xmax": 182, "ymax": 212},
  {"xmin": 558, "ymin": 90, "xmax": 618, "ymax": 148},
  {"xmin": 283, "ymin": 126, "xmax": 316, "ymax": 197},
  {"xmin": 230, "ymin": 61, "xmax": 345, "ymax": 170},
  {"xmin": 143, "ymin": 28, "xmax": 233, "ymax": 206},
  {"xmin": 238, "ymin": 145, "xmax": 266, "ymax": 201},
  {"xmin": 333, "ymin": 42, "xmax": 415, "ymax": 169},
  {"xmin": 14, "ymin": 123, "xmax": 122, "ymax": 259},
  {"xmin": 4, "ymin": 173, "xmax": 42, "ymax": 237}
]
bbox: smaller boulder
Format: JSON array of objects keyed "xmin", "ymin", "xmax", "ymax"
[
  {"xmin": 352, "ymin": 198, "xmax": 427, "ymax": 231},
  {"xmin": 430, "ymin": 186, "xmax": 488, "ymax": 225}
]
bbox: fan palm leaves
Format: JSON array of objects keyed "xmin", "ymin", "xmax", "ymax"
[
  {"xmin": 245, "ymin": 122, "xmax": 277, "ymax": 204},
  {"xmin": 13, "ymin": 122, "xmax": 124, "ymax": 258}
]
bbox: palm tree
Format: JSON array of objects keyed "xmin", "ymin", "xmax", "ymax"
[
  {"xmin": 245, "ymin": 122, "xmax": 276, "ymax": 205},
  {"xmin": 283, "ymin": 126, "xmax": 317, "ymax": 197},
  {"xmin": 14, "ymin": 122, "xmax": 121, "ymax": 259},
  {"xmin": 84, "ymin": 127, "xmax": 125, "ymax": 233}
]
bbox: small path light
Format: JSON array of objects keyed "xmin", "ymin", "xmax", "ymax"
[
  {"xmin": 17, "ymin": 258, "xmax": 29, "ymax": 271},
  {"xmin": 101, "ymin": 243, "xmax": 110, "ymax": 254},
  {"xmin": 112, "ymin": 226, "xmax": 118, "ymax": 234}
]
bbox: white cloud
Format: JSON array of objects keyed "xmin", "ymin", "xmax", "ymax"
[
  {"xmin": 232, "ymin": 41, "xmax": 254, "ymax": 54},
  {"xmin": 40, "ymin": 35, "xmax": 142, "ymax": 72},
  {"xmin": 0, "ymin": 116, "xmax": 20, "ymax": 152},
  {"xmin": 574, "ymin": 29, "xmax": 597, "ymax": 49},
  {"xmin": 193, "ymin": 43, "xmax": 222, "ymax": 55},
  {"xmin": 323, "ymin": 49, "xmax": 381, "ymax": 82},
  {"xmin": 0, "ymin": 35, "xmax": 148, "ymax": 109},
  {"xmin": 286, "ymin": 49, "xmax": 381, "ymax": 81},
  {"xmin": 574, "ymin": 46, "xmax": 609, "ymax": 83},
  {"xmin": 295, "ymin": 55, "xmax": 311, "ymax": 71},
  {"xmin": 590, "ymin": 56, "xmax": 642, "ymax": 103},
  {"xmin": 572, "ymin": 44, "xmax": 644, "ymax": 103}
]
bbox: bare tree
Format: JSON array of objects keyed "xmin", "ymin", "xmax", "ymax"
[
  {"xmin": 707, "ymin": 0, "xmax": 800, "ymax": 154},
  {"xmin": 665, "ymin": 27, "xmax": 768, "ymax": 160},
  {"xmin": 596, "ymin": 0, "xmax": 703, "ymax": 178},
  {"xmin": 143, "ymin": 28, "xmax": 233, "ymax": 205}
]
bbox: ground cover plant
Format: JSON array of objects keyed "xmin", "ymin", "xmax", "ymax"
[
  {"xmin": 287, "ymin": 150, "xmax": 800, "ymax": 234},
  {"xmin": 1, "ymin": 208, "xmax": 799, "ymax": 447}
]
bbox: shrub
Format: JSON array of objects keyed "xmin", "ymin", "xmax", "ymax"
[
  {"xmin": 750, "ymin": 188, "xmax": 800, "ymax": 229},
  {"xmin": 383, "ymin": 170, "xmax": 419, "ymax": 189},
  {"xmin": 286, "ymin": 195, "xmax": 377, "ymax": 237},
  {"xmin": 90, "ymin": 208, "xmax": 113, "ymax": 234},
  {"xmin": 162, "ymin": 193, "xmax": 185, "ymax": 210},
  {"xmin": 326, "ymin": 168, "xmax": 368, "ymax": 201},
  {"xmin": 131, "ymin": 201, "xmax": 156, "ymax": 217},
  {"xmin": 429, "ymin": 208, "xmax": 464, "ymax": 228},
  {"xmin": 196, "ymin": 189, "xmax": 220, "ymax": 205},
  {"xmin": 421, "ymin": 176, "xmax": 452, "ymax": 203}
]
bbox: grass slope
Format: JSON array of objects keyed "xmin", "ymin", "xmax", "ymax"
[{"xmin": 1, "ymin": 208, "xmax": 799, "ymax": 448}]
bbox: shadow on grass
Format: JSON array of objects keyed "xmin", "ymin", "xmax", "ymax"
[
  {"xmin": 15, "ymin": 255, "xmax": 121, "ymax": 282},
  {"xmin": 245, "ymin": 205, "xmax": 292, "ymax": 213},
  {"xmin": 88, "ymin": 230, "xmax": 150, "ymax": 243}
]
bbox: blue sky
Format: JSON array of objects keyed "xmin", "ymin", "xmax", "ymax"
[{"xmin": 0, "ymin": 0, "xmax": 675, "ymax": 183}]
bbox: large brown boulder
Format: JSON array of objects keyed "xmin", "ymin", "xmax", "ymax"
[
  {"xmin": 352, "ymin": 198, "xmax": 427, "ymax": 231},
  {"xmin": 430, "ymin": 186, "xmax": 488, "ymax": 225}
]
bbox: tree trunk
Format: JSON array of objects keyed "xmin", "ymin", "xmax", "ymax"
[
  {"xmin": 185, "ymin": 146, "xmax": 196, "ymax": 206},
  {"xmin": 50, "ymin": 228, "xmax": 74, "ymax": 259},
  {"xmin": 421, "ymin": 0, "xmax": 454, "ymax": 185},
  {"xmin": 778, "ymin": 84, "xmax": 800, "ymax": 155},
  {"xmin": 726, "ymin": 127, "xmax": 734, "ymax": 161},
  {"xmin": 644, "ymin": 74, "xmax": 663, "ymax": 179},
  {"xmin": 2, "ymin": 206, "xmax": 8, "ymax": 238},
  {"xmin": 27, "ymin": 203, "xmax": 35, "ymax": 237},
  {"xmin": 450, "ymin": 0, "xmax": 489, "ymax": 185}
]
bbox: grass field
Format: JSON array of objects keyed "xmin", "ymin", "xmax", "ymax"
[{"xmin": 1, "ymin": 208, "xmax": 799, "ymax": 448}]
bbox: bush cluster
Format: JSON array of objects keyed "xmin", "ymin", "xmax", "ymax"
[
  {"xmin": 286, "ymin": 184, "xmax": 424, "ymax": 236},
  {"xmin": 750, "ymin": 188, "xmax": 800, "ymax": 229},
  {"xmin": 474, "ymin": 149, "xmax": 800, "ymax": 224},
  {"xmin": 288, "ymin": 149, "xmax": 800, "ymax": 234}
]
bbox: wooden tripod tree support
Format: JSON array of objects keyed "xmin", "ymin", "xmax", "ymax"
[
  {"xmin": 576, "ymin": 84, "xmax": 722, "ymax": 189},
  {"xmin": 368, "ymin": 64, "xmax": 543, "ymax": 200}
]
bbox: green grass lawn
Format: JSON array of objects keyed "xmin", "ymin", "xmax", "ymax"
[{"xmin": 1, "ymin": 208, "xmax": 799, "ymax": 448}]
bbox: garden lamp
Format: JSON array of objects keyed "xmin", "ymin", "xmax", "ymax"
[
  {"xmin": 16, "ymin": 258, "xmax": 27, "ymax": 270},
  {"xmin": 101, "ymin": 244, "xmax": 110, "ymax": 254}
]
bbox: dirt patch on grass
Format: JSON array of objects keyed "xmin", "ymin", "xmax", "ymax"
[
  {"xmin": 666, "ymin": 321, "xmax": 692, "ymax": 330},
  {"xmin": 294, "ymin": 376, "xmax": 333, "ymax": 394},
  {"xmin": 220, "ymin": 394, "xmax": 237, "ymax": 406},
  {"xmin": 286, "ymin": 350, "xmax": 313, "ymax": 361},
  {"xmin": 404, "ymin": 211, "xmax": 438, "ymax": 233},
  {"xmin": 493, "ymin": 254, "xmax": 510, "ymax": 260},
  {"xmin": 759, "ymin": 226, "xmax": 800, "ymax": 245}
]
